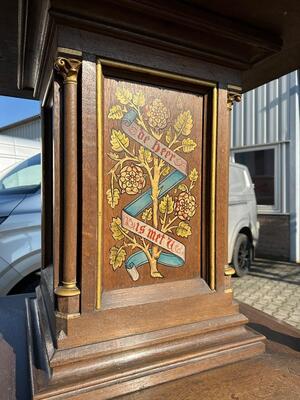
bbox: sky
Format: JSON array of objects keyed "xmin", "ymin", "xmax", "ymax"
[{"xmin": 0, "ymin": 96, "xmax": 40, "ymax": 128}]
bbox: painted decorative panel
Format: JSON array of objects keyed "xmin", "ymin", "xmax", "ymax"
[{"xmin": 102, "ymin": 77, "xmax": 203, "ymax": 290}]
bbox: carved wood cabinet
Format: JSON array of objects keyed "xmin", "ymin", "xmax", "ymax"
[{"xmin": 21, "ymin": 1, "xmax": 273, "ymax": 398}]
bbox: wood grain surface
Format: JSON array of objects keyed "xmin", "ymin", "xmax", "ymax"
[
  {"xmin": 118, "ymin": 303, "xmax": 300, "ymax": 400},
  {"xmin": 102, "ymin": 76, "xmax": 203, "ymax": 290}
]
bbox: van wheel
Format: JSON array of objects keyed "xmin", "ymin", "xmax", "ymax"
[{"xmin": 233, "ymin": 233, "xmax": 252, "ymax": 277}]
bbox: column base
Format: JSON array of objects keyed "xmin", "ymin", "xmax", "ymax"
[{"xmin": 54, "ymin": 285, "xmax": 81, "ymax": 297}]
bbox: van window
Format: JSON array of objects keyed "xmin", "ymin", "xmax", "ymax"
[
  {"xmin": 229, "ymin": 166, "xmax": 247, "ymax": 195},
  {"xmin": 0, "ymin": 154, "xmax": 41, "ymax": 194},
  {"xmin": 235, "ymin": 149, "xmax": 274, "ymax": 205}
]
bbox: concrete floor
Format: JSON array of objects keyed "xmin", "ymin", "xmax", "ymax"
[{"xmin": 232, "ymin": 259, "xmax": 300, "ymax": 330}]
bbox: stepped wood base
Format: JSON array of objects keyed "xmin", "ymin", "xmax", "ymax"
[{"xmin": 26, "ymin": 288, "xmax": 265, "ymax": 400}]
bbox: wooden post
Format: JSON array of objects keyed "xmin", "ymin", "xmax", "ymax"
[
  {"xmin": 53, "ymin": 57, "xmax": 81, "ymax": 314},
  {"xmin": 224, "ymin": 85, "xmax": 242, "ymax": 292}
]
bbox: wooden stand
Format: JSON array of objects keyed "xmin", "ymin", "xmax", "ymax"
[
  {"xmin": 19, "ymin": 2, "xmax": 276, "ymax": 398},
  {"xmin": 26, "ymin": 287, "xmax": 264, "ymax": 399}
]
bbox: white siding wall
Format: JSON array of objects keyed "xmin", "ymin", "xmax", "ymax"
[
  {"xmin": 0, "ymin": 117, "xmax": 41, "ymax": 175},
  {"xmin": 231, "ymin": 70, "xmax": 300, "ymax": 262},
  {"xmin": 231, "ymin": 72, "xmax": 298, "ymax": 148}
]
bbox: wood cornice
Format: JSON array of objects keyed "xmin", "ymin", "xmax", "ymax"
[
  {"xmin": 48, "ymin": 1, "xmax": 281, "ymax": 68},
  {"xmin": 118, "ymin": 0, "xmax": 282, "ymax": 52},
  {"xmin": 17, "ymin": 0, "xmax": 28, "ymax": 90},
  {"xmin": 20, "ymin": 0, "xmax": 285, "ymax": 98}
]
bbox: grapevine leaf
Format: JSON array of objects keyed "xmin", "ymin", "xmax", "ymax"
[
  {"xmin": 165, "ymin": 128, "xmax": 172, "ymax": 144},
  {"xmin": 133, "ymin": 92, "xmax": 145, "ymax": 107},
  {"xmin": 110, "ymin": 129, "xmax": 129, "ymax": 152},
  {"xmin": 161, "ymin": 165, "xmax": 170, "ymax": 176},
  {"xmin": 182, "ymin": 138, "xmax": 197, "ymax": 153},
  {"xmin": 138, "ymin": 146, "xmax": 152, "ymax": 164},
  {"xmin": 189, "ymin": 168, "xmax": 199, "ymax": 182},
  {"xmin": 106, "ymin": 188, "xmax": 120, "ymax": 208},
  {"xmin": 159, "ymin": 194, "xmax": 174, "ymax": 215},
  {"xmin": 108, "ymin": 104, "xmax": 124, "ymax": 120},
  {"xmin": 109, "ymin": 246, "xmax": 126, "ymax": 270},
  {"xmin": 110, "ymin": 217, "xmax": 126, "ymax": 241},
  {"xmin": 142, "ymin": 208, "xmax": 153, "ymax": 221},
  {"xmin": 178, "ymin": 183, "xmax": 188, "ymax": 192},
  {"xmin": 174, "ymin": 110, "xmax": 193, "ymax": 136},
  {"xmin": 116, "ymin": 87, "xmax": 132, "ymax": 105},
  {"xmin": 176, "ymin": 221, "xmax": 192, "ymax": 238},
  {"xmin": 152, "ymin": 131, "xmax": 163, "ymax": 140}
]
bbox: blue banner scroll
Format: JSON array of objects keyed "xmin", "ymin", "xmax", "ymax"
[{"xmin": 121, "ymin": 110, "xmax": 188, "ymax": 280}]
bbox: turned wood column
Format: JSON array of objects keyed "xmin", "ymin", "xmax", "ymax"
[{"xmin": 53, "ymin": 57, "xmax": 81, "ymax": 311}]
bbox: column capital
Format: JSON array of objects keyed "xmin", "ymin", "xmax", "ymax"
[
  {"xmin": 227, "ymin": 85, "xmax": 242, "ymax": 111},
  {"xmin": 54, "ymin": 57, "xmax": 82, "ymax": 84}
]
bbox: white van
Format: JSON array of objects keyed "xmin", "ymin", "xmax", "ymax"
[
  {"xmin": 0, "ymin": 157, "xmax": 257, "ymax": 295},
  {"xmin": 228, "ymin": 162, "xmax": 259, "ymax": 276}
]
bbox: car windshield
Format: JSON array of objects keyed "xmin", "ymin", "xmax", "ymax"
[{"xmin": 0, "ymin": 153, "xmax": 41, "ymax": 195}]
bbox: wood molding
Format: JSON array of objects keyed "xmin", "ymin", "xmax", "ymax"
[
  {"xmin": 20, "ymin": 1, "xmax": 284, "ymax": 97},
  {"xmin": 27, "ymin": 289, "xmax": 265, "ymax": 399}
]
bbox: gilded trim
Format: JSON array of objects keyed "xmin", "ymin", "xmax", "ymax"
[
  {"xmin": 224, "ymin": 265, "xmax": 235, "ymax": 276},
  {"xmin": 54, "ymin": 285, "xmax": 81, "ymax": 297},
  {"xmin": 96, "ymin": 61, "xmax": 103, "ymax": 309},
  {"xmin": 54, "ymin": 57, "xmax": 81, "ymax": 84},
  {"xmin": 98, "ymin": 58, "xmax": 216, "ymax": 88},
  {"xmin": 210, "ymin": 87, "xmax": 218, "ymax": 291},
  {"xmin": 96, "ymin": 58, "xmax": 218, "ymax": 304},
  {"xmin": 227, "ymin": 85, "xmax": 242, "ymax": 111}
]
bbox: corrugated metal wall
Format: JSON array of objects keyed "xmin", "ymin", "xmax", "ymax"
[
  {"xmin": 0, "ymin": 116, "xmax": 41, "ymax": 174},
  {"xmin": 2, "ymin": 117, "xmax": 41, "ymax": 141},
  {"xmin": 231, "ymin": 71, "xmax": 298, "ymax": 148},
  {"xmin": 231, "ymin": 70, "xmax": 300, "ymax": 261},
  {"xmin": 231, "ymin": 71, "xmax": 300, "ymax": 215}
]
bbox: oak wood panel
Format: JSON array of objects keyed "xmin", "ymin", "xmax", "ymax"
[
  {"xmin": 52, "ymin": 326, "xmax": 261, "ymax": 381},
  {"xmin": 201, "ymin": 93, "xmax": 211, "ymax": 284},
  {"xmin": 56, "ymin": 292, "xmax": 237, "ymax": 349},
  {"xmin": 118, "ymin": 303, "xmax": 300, "ymax": 400},
  {"xmin": 53, "ymin": 80, "xmax": 62, "ymax": 289},
  {"xmin": 50, "ymin": 0, "xmax": 281, "ymax": 69},
  {"xmin": 80, "ymin": 56, "xmax": 98, "ymax": 312},
  {"xmin": 59, "ymin": 26, "xmax": 241, "ymax": 86},
  {"xmin": 27, "ymin": 293, "xmax": 264, "ymax": 400},
  {"xmin": 60, "ymin": 343, "xmax": 264, "ymax": 400},
  {"xmin": 50, "ymin": 314, "xmax": 248, "ymax": 366},
  {"xmin": 102, "ymin": 76, "xmax": 203, "ymax": 290},
  {"xmin": 101, "ymin": 278, "xmax": 210, "ymax": 310},
  {"xmin": 26, "ymin": 290, "xmax": 264, "ymax": 400},
  {"xmin": 215, "ymin": 87, "xmax": 230, "ymax": 291}
]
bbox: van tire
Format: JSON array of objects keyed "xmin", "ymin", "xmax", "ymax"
[{"xmin": 233, "ymin": 233, "xmax": 252, "ymax": 277}]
